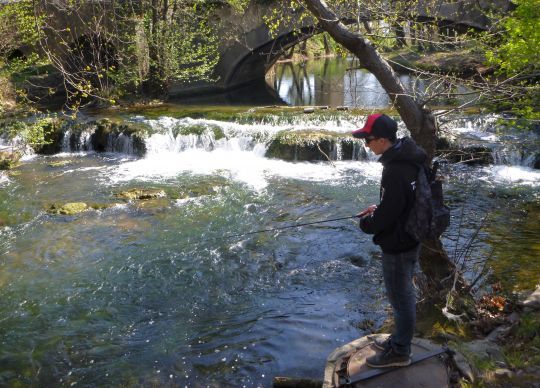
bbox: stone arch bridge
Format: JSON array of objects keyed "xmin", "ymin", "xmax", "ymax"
[
  {"xmin": 23, "ymin": 0, "xmax": 512, "ymax": 96},
  {"xmin": 197, "ymin": 0, "xmax": 511, "ymax": 95}
]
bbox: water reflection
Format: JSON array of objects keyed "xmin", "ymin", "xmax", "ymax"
[{"xmin": 269, "ymin": 57, "xmax": 475, "ymax": 108}]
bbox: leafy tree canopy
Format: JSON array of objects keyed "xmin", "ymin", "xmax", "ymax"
[
  {"xmin": 484, "ymin": 0, "xmax": 539, "ymax": 119},
  {"xmin": 486, "ymin": 0, "xmax": 539, "ymax": 76}
]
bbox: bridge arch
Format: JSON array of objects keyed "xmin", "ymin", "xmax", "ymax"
[{"xmin": 223, "ymin": 25, "xmax": 320, "ymax": 89}]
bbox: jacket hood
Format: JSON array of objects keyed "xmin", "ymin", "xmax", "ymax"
[{"xmin": 378, "ymin": 137, "xmax": 427, "ymax": 166}]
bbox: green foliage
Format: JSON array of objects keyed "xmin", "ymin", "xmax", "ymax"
[
  {"xmin": 0, "ymin": 0, "xmax": 43, "ymax": 55},
  {"xmin": 0, "ymin": 1, "xmax": 48, "ymax": 112},
  {"xmin": 303, "ymin": 33, "xmax": 347, "ymax": 57},
  {"xmin": 0, "ymin": 0, "xmax": 239, "ymax": 107},
  {"xmin": 485, "ymin": 0, "xmax": 539, "ymax": 76},
  {"xmin": 143, "ymin": 3, "xmax": 220, "ymax": 88},
  {"xmin": 26, "ymin": 0, "xmax": 228, "ymax": 103},
  {"xmin": 1, "ymin": 116, "xmax": 59, "ymax": 148},
  {"xmin": 515, "ymin": 311, "xmax": 540, "ymax": 340},
  {"xmin": 227, "ymin": 0, "xmax": 250, "ymax": 13},
  {"xmin": 484, "ymin": 0, "xmax": 540, "ymax": 119},
  {"xmin": 501, "ymin": 311, "xmax": 540, "ymax": 373},
  {"xmin": 1, "ymin": 54, "xmax": 50, "ymax": 83}
]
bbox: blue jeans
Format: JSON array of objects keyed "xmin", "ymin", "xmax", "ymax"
[{"xmin": 382, "ymin": 245, "xmax": 420, "ymax": 356}]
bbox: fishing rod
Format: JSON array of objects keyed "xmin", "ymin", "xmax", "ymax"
[
  {"xmin": 173, "ymin": 213, "xmax": 368, "ymax": 252},
  {"xmin": 222, "ymin": 214, "xmax": 360, "ymax": 240}
]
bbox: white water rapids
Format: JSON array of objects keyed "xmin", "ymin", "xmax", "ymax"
[
  {"xmin": 104, "ymin": 116, "xmax": 381, "ymax": 191},
  {"xmin": 102, "ymin": 115, "xmax": 540, "ymax": 191}
]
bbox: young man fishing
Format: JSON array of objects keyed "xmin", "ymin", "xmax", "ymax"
[{"xmin": 353, "ymin": 113, "xmax": 427, "ymax": 368}]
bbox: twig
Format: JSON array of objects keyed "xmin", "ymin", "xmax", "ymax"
[{"xmin": 316, "ymin": 143, "xmax": 336, "ymax": 167}]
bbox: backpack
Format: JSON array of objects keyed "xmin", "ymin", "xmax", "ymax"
[{"xmin": 405, "ymin": 161, "xmax": 450, "ymax": 241}]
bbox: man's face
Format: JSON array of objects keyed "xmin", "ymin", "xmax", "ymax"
[{"xmin": 364, "ymin": 137, "xmax": 386, "ymax": 155}]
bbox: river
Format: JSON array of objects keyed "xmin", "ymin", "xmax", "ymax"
[
  {"xmin": 269, "ymin": 57, "xmax": 475, "ymax": 108},
  {"xmin": 0, "ymin": 58, "xmax": 539, "ymax": 386}
]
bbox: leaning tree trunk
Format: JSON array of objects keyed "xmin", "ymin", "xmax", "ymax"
[{"xmin": 303, "ymin": 0, "xmax": 457, "ymax": 295}]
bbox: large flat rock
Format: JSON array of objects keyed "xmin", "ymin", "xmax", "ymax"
[
  {"xmin": 522, "ymin": 285, "xmax": 540, "ymax": 310},
  {"xmin": 324, "ymin": 334, "xmax": 452, "ymax": 388}
]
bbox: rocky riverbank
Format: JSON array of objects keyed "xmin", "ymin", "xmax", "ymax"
[
  {"xmin": 450, "ymin": 286, "xmax": 540, "ymax": 386},
  {"xmin": 373, "ymin": 284, "xmax": 540, "ymax": 386}
]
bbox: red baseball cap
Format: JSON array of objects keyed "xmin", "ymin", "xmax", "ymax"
[{"xmin": 352, "ymin": 114, "xmax": 398, "ymax": 139}]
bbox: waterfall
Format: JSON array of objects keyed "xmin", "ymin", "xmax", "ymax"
[
  {"xmin": 330, "ymin": 141, "xmax": 343, "ymax": 160},
  {"xmin": 82, "ymin": 129, "xmax": 94, "ymax": 151},
  {"xmin": 492, "ymin": 148, "xmax": 537, "ymax": 168},
  {"xmin": 60, "ymin": 128, "xmax": 94, "ymax": 152},
  {"xmin": 107, "ymin": 133, "xmax": 133, "ymax": 154},
  {"xmin": 143, "ymin": 124, "xmax": 266, "ymax": 156},
  {"xmin": 61, "ymin": 130, "xmax": 71, "ymax": 152},
  {"xmin": 440, "ymin": 114, "xmax": 539, "ymax": 169},
  {"xmin": 144, "ymin": 131, "xmax": 221, "ymax": 154},
  {"xmin": 351, "ymin": 143, "xmax": 364, "ymax": 161}
]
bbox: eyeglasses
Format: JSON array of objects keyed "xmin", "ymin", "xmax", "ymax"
[{"xmin": 364, "ymin": 137, "xmax": 379, "ymax": 145}]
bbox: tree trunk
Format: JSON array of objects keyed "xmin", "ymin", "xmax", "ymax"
[
  {"xmin": 322, "ymin": 33, "xmax": 331, "ymax": 56},
  {"xmin": 302, "ymin": 0, "xmax": 456, "ymax": 294},
  {"xmin": 144, "ymin": 0, "xmax": 167, "ymax": 96},
  {"xmin": 300, "ymin": 39, "xmax": 308, "ymax": 58}
]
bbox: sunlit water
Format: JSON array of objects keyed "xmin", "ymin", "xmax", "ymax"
[{"xmin": 0, "ymin": 114, "xmax": 539, "ymax": 386}]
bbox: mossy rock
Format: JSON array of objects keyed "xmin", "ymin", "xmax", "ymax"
[
  {"xmin": 90, "ymin": 119, "xmax": 149, "ymax": 155},
  {"xmin": 0, "ymin": 150, "xmax": 21, "ymax": 170},
  {"xmin": 266, "ymin": 129, "xmax": 361, "ymax": 161},
  {"xmin": 176, "ymin": 123, "xmax": 225, "ymax": 140},
  {"xmin": 89, "ymin": 203, "xmax": 117, "ymax": 211},
  {"xmin": 133, "ymin": 197, "xmax": 171, "ymax": 211},
  {"xmin": 33, "ymin": 117, "xmax": 66, "ymax": 155},
  {"xmin": 176, "ymin": 181, "xmax": 225, "ymax": 199},
  {"xmin": 47, "ymin": 202, "xmax": 89, "ymax": 215},
  {"xmin": 115, "ymin": 188, "xmax": 166, "ymax": 201},
  {"xmin": 46, "ymin": 202, "xmax": 117, "ymax": 215},
  {"xmin": 48, "ymin": 160, "xmax": 71, "ymax": 168}
]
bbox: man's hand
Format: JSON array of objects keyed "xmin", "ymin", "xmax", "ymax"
[{"xmin": 356, "ymin": 205, "xmax": 377, "ymax": 218}]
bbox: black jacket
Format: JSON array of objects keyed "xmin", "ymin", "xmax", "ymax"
[{"xmin": 360, "ymin": 137, "xmax": 427, "ymax": 253}]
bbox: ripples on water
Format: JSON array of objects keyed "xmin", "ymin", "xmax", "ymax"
[{"xmin": 0, "ymin": 115, "xmax": 539, "ymax": 386}]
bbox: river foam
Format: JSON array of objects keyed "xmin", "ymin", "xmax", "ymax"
[
  {"xmin": 98, "ymin": 115, "xmax": 382, "ymax": 190},
  {"xmin": 104, "ymin": 148, "xmax": 382, "ymax": 191},
  {"xmin": 0, "ymin": 172, "xmax": 9, "ymax": 186},
  {"xmin": 483, "ymin": 165, "xmax": 540, "ymax": 187}
]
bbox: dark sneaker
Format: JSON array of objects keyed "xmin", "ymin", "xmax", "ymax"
[
  {"xmin": 366, "ymin": 348, "xmax": 411, "ymax": 368},
  {"xmin": 372, "ymin": 336, "xmax": 392, "ymax": 351}
]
